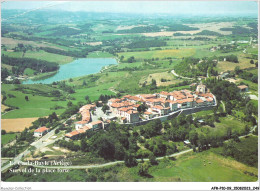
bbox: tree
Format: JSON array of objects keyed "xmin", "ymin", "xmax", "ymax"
[
  {"xmin": 244, "ymin": 125, "xmax": 250, "ymax": 135},
  {"xmin": 137, "ymin": 104, "xmax": 148, "ymax": 113},
  {"xmin": 102, "ymin": 104, "xmax": 109, "ymax": 113},
  {"xmin": 189, "ymin": 130, "xmax": 198, "ymax": 145},
  {"xmin": 127, "ymin": 56, "xmax": 136, "ymax": 63},
  {"xmin": 80, "ymin": 139, "xmax": 87, "ymax": 152},
  {"xmin": 25, "ymin": 96, "xmax": 29, "ymax": 101},
  {"xmin": 1, "ymin": 68, "xmax": 9, "ymax": 81},
  {"xmin": 67, "ymin": 101, "xmax": 73, "ymax": 107},
  {"xmin": 85, "ymin": 95, "xmax": 90, "ymax": 101},
  {"xmin": 151, "ymin": 79, "xmax": 157, "ymax": 86},
  {"xmin": 234, "ymin": 66, "xmax": 241, "ymax": 75},
  {"xmin": 148, "ymin": 152, "xmax": 158, "ymax": 165},
  {"xmin": 1, "ymin": 130, "xmax": 6, "ymax": 135},
  {"xmin": 232, "ymin": 131, "xmax": 240, "ymax": 142},
  {"xmin": 124, "ymin": 152, "xmax": 137, "ymax": 167},
  {"xmin": 138, "ymin": 161, "xmax": 150, "ymax": 176},
  {"xmin": 226, "ymin": 127, "xmax": 232, "ymax": 139},
  {"xmin": 163, "ymin": 122, "xmax": 171, "ymax": 130},
  {"xmin": 55, "ymin": 129, "xmax": 60, "ymax": 134}
]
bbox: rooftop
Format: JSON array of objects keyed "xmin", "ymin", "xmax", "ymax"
[
  {"xmin": 237, "ymin": 85, "xmax": 248, "ymax": 89},
  {"xmin": 34, "ymin": 126, "xmax": 49, "ymax": 133}
]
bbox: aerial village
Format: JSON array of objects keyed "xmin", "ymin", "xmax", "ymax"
[{"xmin": 39, "ymin": 83, "xmax": 215, "ymax": 140}]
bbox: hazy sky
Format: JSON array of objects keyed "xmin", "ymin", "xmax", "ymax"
[{"xmin": 1, "ymin": 1, "xmax": 258, "ymax": 16}]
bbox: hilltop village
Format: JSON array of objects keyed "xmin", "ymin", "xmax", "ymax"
[{"xmin": 62, "ymin": 84, "xmax": 216, "ymax": 139}]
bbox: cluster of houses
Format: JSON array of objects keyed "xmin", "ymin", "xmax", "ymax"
[
  {"xmin": 34, "ymin": 84, "xmax": 216, "ymax": 140},
  {"xmin": 107, "ymin": 84, "xmax": 215, "ymax": 123},
  {"xmin": 65, "ymin": 104, "xmax": 104, "ymax": 140}
]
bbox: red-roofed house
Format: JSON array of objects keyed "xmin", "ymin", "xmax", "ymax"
[
  {"xmin": 65, "ymin": 130, "xmax": 80, "ymax": 140},
  {"xmin": 159, "ymin": 91, "xmax": 170, "ymax": 99},
  {"xmin": 143, "ymin": 111, "xmax": 154, "ymax": 120},
  {"xmin": 34, "ymin": 127, "xmax": 49, "ymax": 137},
  {"xmin": 125, "ymin": 110, "xmax": 139, "ymax": 123},
  {"xmin": 149, "ymin": 105, "xmax": 170, "ymax": 116},
  {"xmin": 167, "ymin": 100, "xmax": 178, "ymax": 111},
  {"xmin": 237, "ymin": 85, "xmax": 249, "ymax": 92},
  {"xmin": 75, "ymin": 120, "xmax": 88, "ymax": 130},
  {"xmin": 195, "ymin": 98, "xmax": 205, "ymax": 106}
]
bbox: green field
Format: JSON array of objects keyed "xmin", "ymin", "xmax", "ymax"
[
  {"xmin": 87, "ymin": 51, "xmax": 114, "ymax": 58},
  {"xmin": 1, "ymin": 84, "xmax": 69, "ymax": 119},
  {"xmin": 198, "ymin": 116, "xmax": 249, "ymax": 137},
  {"xmin": 1, "ymin": 133, "xmax": 17, "ymax": 145},
  {"xmin": 71, "ymin": 82, "xmax": 116, "ymax": 102},
  {"xmin": 23, "ymin": 68, "xmax": 36, "ymax": 76}
]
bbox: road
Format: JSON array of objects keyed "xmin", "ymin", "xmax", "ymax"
[
  {"xmin": 171, "ymin": 70, "xmax": 193, "ymax": 80},
  {"xmin": 1, "ymin": 124, "xmax": 62, "ymax": 172},
  {"xmin": 19, "ymin": 147, "xmax": 194, "ymax": 170}
]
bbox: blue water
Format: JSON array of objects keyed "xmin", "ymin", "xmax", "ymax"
[{"xmin": 22, "ymin": 58, "xmax": 118, "ymax": 84}]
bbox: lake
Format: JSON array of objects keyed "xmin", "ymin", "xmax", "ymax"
[{"xmin": 22, "ymin": 58, "xmax": 118, "ymax": 84}]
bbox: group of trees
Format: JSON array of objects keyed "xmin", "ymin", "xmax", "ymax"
[
  {"xmin": 222, "ymin": 137, "xmax": 258, "ymax": 167},
  {"xmin": 174, "ymin": 57, "xmax": 218, "ymax": 78},
  {"xmin": 126, "ymin": 40, "xmax": 166, "ymax": 49},
  {"xmin": 204, "ymin": 78, "xmax": 241, "ymax": 102},
  {"xmin": 166, "ymin": 24, "xmax": 199, "ymax": 31},
  {"xmin": 98, "ymin": 94, "xmax": 116, "ymax": 103},
  {"xmin": 220, "ymin": 26, "xmax": 256, "ymax": 36},
  {"xmin": 30, "ymin": 112, "xmax": 59, "ymax": 129},
  {"xmin": 219, "ymin": 54, "xmax": 238, "ymax": 63},
  {"xmin": 1, "ymin": 55, "xmax": 59, "ymax": 75},
  {"xmin": 39, "ymin": 47, "xmax": 89, "ymax": 58},
  {"xmin": 60, "ymin": 102, "xmax": 83, "ymax": 119},
  {"xmin": 235, "ymin": 67, "xmax": 258, "ymax": 83},
  {"xmin": 127, "ymin": 56, "xmax": 136, "ymax": 63},
  {"xmin": 196, "ymin": 30, "xmax": 222, "ymax": 36},
  {"xmin": 117, "ymin": 25, "xmax": 160, "ymax": 33}
]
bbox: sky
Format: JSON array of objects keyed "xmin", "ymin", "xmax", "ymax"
[{"xmin": 1, "ymin": 1, "xmax": 258, "ymax": 16}]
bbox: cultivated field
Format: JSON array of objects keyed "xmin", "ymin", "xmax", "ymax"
[
  {"xmin": 119, "ymin": 48, "xmax": 196, "ymax": 60},
  {"xmin": 1, "ymin": 117, "xmax": 38, "ymax": 132},
  {"xmin": 141, "ymin": 30, "xmax": 201, "ymax": 37},
  {"xmin": 2, "ymin": 50, "xmax": 74, "ymax": 65},
  {"xmin": 186, "ymin": 22, "xmax": 235, "ymax": 35},
  {"xmin": 140, "ymin": 71, "xmax": 183, "ymax": 87},
  {"xmin": 1, "ymin": 37, "xmax": 65, "ymax": 50},
  {"xmin": 217, "ymin": 56, "xmax": 256, "ymax": 72}
]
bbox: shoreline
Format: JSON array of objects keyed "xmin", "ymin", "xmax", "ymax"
[{"xmin": 21, "ymin": 58, "xmax": 119, "ymax": 85}]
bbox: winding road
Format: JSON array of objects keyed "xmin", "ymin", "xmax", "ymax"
[
  {"xmin": 9, "ymin": 132, "xmax": 256, "ymax": 170},
  {"xmin": 171, "ymin": 69, "xmax": 193, "ymax": 80}
]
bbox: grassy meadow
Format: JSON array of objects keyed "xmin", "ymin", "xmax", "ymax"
[
  {"xmin": 1, "ymin": 84, "xmax": 69, "ymax": 119},
  {"xmin": 1, "ymin": 133, "xmax": 17, "ymax": 145}
]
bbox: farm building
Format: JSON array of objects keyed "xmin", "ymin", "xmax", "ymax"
[
  {"xmin": 34, "ymin": 127, "xmax": 49, "ymax": 137},
  {"xmin": 237, "ymin": 85, "xmax": 249, "ymax": 92}
]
